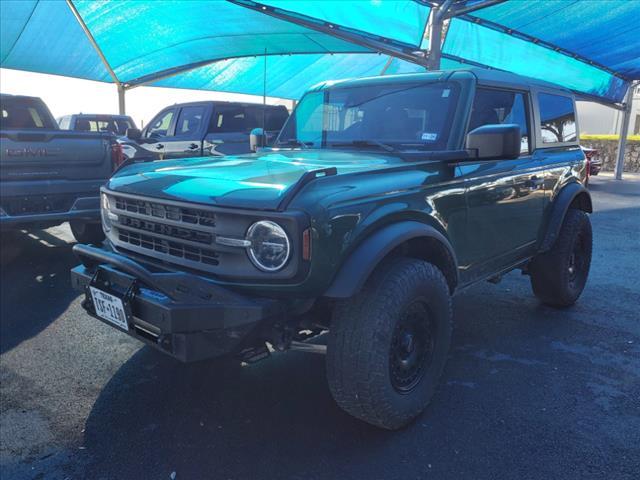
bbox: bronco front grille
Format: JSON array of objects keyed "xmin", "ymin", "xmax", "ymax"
[
  {"xmin": 109, "ymin": 193, "xmax": 223, "ymax": 271},
  {"xmin": 117, "ymin": 229, "xmax": 219, "ymax": 266},
  {"xmin": 118, "ymin": 215, "xmax": 213, "ymax": 244},
  {"xmin": 114, "ymin": 196, "xmax": 216, "ymax": 227}
]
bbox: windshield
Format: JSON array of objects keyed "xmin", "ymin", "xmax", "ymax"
[{"xmin": 276, "ymin": 82, "xmax": 459, "ymax": 151}]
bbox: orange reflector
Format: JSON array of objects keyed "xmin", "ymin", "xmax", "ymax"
[{"xmin": 302, "ymin": 228, "xmax": 312, "ymax": 261}]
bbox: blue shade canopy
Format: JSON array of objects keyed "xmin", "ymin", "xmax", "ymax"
[
  {"xmin": 1, "ymin": 0, "xmax": 111, "ymax": 81},
  {"xmin": 151, "ymin": 54, "xmax": 425, "ymax": 99},
  {"xmin": 259, "ymin": 0, "xmax": 430, "ymax": 47},
  {"xmin": 1, "ymin": 0, "xmax": 638, "ymax": 104},
  {"xmin": 468, "ymin": 0, "xmax": 640, "ymax": 80},
  {"xmin": 442, "ymin": 19, "xmax": 628, "ymax": 103}
]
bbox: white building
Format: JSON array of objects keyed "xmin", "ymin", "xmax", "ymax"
[{"xmin": 577, "ymin": 84, "xmax": 640, "ymax": 136}]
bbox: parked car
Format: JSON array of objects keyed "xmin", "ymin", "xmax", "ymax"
[
  {"xmin": 120, "ymin": 101, "xmax": 289, "ymax": 160},
  {"xmin": 57, "ymin": 113, "xmax": 137, "ymax": 137},
  {"xmin": 1, "ymin": 94, "xmax": 124, "ymax": 243},
  {"xmin": 581, "ymin": 146, "xmax": 602, "ymax": 185},
  {"xmin": 71, "ymin": 69, "xmax": 592, "ymax": 429}
]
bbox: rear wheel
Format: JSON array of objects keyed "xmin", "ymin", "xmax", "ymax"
[
  {"xmin": 326, "ymin": 258, "xmax": 452, "ymax": 430},
  {"xmin": 69, "ymin": 221, "xmax": 105, "ymax": 245},
  {"xmin": 529, "ymin": 209, "xmax": 592, "ymax": 307}
]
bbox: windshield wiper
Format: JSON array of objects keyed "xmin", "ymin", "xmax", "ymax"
[
  {"xmin": 277, "ymin": 138, "xmax": 310, "ymax": 149},
  {"xmin": 329, "ymin": 140, "xmax": 398, "ymax": 153}
]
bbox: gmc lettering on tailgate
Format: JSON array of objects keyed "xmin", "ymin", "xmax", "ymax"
[{"xmin": 5, "ymin": 147, "xmax": 61, "ymax": 157}]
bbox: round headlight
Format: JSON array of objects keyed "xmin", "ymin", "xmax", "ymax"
[
  {"xmin": 246, "ymin": 220, "xmax": 290, "ymax": 272},
  {"xmin": 101, "ymin": 193, "xmax": 112, "ymax": 232}
]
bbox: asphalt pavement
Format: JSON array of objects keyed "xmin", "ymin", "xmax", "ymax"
[{"xmin": 1, "ymin": 173, "xmax": 639, "ymax": 480}]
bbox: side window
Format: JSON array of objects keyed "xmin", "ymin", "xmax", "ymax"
[
  {"xmin": 58, "ymin": 116, "xmax": 70, "ymax": 129},
  {"xmin": 243, "ymin": 106, "xmax": 288, "ymax": 132},
  {"xmin": 175, "ymin": 106, "xmax": 206, "ymax": 136},
  {"xmin": 265, "ymin": 107, "xmax": 289, "ymax": 131},
  {"xmin": 469, "ymin": 88, "xmax": 530, "ymax": 154},
  {"xmin": 244, "ymin": 106, "xmax": 261, "ymax": 131},
  {"xmin": 208, "ymin": 106, "xmax": 246, "ymax": 133},
  {"xmin": 145, "ymin": 109, "xmax": 175, "ymax": 138},
  {"xmin": 538, "ymin": 93, "xmax": 576, "ymax": 144}
]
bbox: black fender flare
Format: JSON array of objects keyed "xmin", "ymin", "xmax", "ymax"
[
  {"xmin": 539, "ymin": 182, "xmax": 592, "ymax": 252},
  {"xmin": 323, "ymin": 221, "xmax": 458, "ymax": 298}
]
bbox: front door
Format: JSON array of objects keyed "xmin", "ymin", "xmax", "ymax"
[
  {"xmin": 204, "ymin": 105, "xmax": 252, "ymax": 156},
  {"xmin": 137, "ymin": 108, "xmax": 177, "ymax": 160},
  {"xmin": 458, "ymin": 87, "xmax": 545, "ymax": 281},
  {"xmin": 161, "ymin": 105, "xmax": 209, "ymax": 159}
]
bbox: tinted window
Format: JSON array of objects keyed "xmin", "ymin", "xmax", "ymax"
[
  {"xmin": 277, "ymin": 82, "xmax": 460, "ymax": 150},
  {"xmin": 176, "ymin": 106, "xmax": 206, "ymax": 136},
  {"xmin": 58, "ymin": 116, "xmax": 70, "ymax": 129},
  {"xmin": 77, "ymin": 117, "xmax": 133, "ymax": 135},
  {"xmin": 0, "ymin": 97, "xmax": 56, "ymax": 130},
  {"xmin": 469, "ymin": 88, "xmax": 530, "ymax": 154},
  {"xmin": 243, "ymin": 106, "xmax": 289, "ymax": 132},
  {"xmin": 538, "ymin": 93, "xmax": 576, "ymax": 144},
  {"xmin": 209, "ymin": 106, "xmax": 246, "ymax": 133},
  {"xmin": 145, "ymin": 109, "xmax": 175, "ymax": 138},
  {"xmin": 113, "ymin": 118, "xmax": 134, "ymax": 135},
  {"xmin": 265, "ymin": 107, "xmax": 289, "ymax": 131}
]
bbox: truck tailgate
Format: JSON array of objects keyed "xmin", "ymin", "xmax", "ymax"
[{"xmin": 0, "ymin": 130, "xmax": 114, "ymax": 181}]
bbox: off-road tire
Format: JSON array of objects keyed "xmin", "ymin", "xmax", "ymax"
[
  {"xmin": 69, "ymin": 221, "xmax": 105, "ymax": 245},
  {"xmin": 529, "ymin": 209, "xmax": 592, "ymax": 307},
  {"xmin": 326, "ymin": 258, "xmax": 452, "ymax": 430}
]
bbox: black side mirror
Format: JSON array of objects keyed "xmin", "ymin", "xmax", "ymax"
[
  {"xmin": 250, "ymin": 127, "xmax": 266, "ymax": 152},
  {"xmin": 466, "ymin": 124, "xmax": 521, "ymax": 160},
  {"xmin": 126, "ymin": 127, "xmax": 142, "ymax": 141}
]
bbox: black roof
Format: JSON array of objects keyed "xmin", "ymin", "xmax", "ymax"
[
  {"xmin": 311, "ymin": 67, "xmax": 573, "ymax": 95},
  {"xmin": 165, "ymin": 100, "xmax": 288, "ymax": 109}
]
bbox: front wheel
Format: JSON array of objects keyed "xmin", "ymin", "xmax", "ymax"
[
  {"xmin": 529, "ymin": 209, "xmax": 592, "ymax": 307},
  {"xmin": 326, "ymin": 258, "xmax": 452, "ymax": 430},
  {"xmin": 69, "ymin": 221, "xmax": 105, "ymax": 245}
]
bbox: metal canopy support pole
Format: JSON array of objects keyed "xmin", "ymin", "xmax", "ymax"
[
  {"xmin": 614, "ymin": 82, "xmax": 636, "ymax": 180},
  {"xmin": 66, "ymin": 0, "xmax": 124, "ymax": 113},
  {"xmin": 117, "ymin": 84, "xmax": 126, "ymax": 115},
  {"xmin": 427, "ymin": 0, "xmax": 455, "ymax": 70},
  {"xmin": 228, "ymin": 0, "xmax": 424, "ymax": 66}
]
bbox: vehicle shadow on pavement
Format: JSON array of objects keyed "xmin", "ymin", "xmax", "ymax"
[
  {"xmin": 82, "ymin": 347, "xmax": 398, "ymax": 479},
  {"xmin": 0, "ymin": 228, "xmax": 80, "ymax": 354}
]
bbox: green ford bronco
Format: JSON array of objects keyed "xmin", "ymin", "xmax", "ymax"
[{"xmin": 71, "ymin": 69, "xmax": 592, "ymax": 429}]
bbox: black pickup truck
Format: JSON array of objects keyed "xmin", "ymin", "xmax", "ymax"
[
  {"xmin": 119, "ymin": 100, "xmax": 289, "ymax": 161},
  {"xmin": 1, "ymin": 94, "xmax": 123, "ymax": 243}
]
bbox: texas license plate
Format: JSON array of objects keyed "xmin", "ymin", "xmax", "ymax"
[{"xmin": 89, "ymin": 286, "xmax": 129, "ymax": 331}]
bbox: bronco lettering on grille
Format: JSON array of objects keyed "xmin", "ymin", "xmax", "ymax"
[{"xmin": 118, "ymin": 215, "xmax": 213, "ymax": 244}]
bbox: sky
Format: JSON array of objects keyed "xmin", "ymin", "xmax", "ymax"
[{"xmin": 0, "ymin": 68, "xmax": 293, "ymax": 128}]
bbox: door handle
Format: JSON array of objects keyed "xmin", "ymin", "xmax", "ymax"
[{"xmin": 156, "ymin": 143, "xmax": 164, "ymax": 149}]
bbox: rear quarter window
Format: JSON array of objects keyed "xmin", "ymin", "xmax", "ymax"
[{"xmin": 538, "ymin": 93, "xmax": 576, "ymax": 144}]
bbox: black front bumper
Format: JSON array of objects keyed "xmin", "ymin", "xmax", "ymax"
[{"xmin": 71, "ymin": 244, "xmax": 283, "ymax": 362}]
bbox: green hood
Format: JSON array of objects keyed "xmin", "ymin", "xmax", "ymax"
[{"xmin": 107, "ymin": 149, "xmax": 400, "ymax": 210}]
